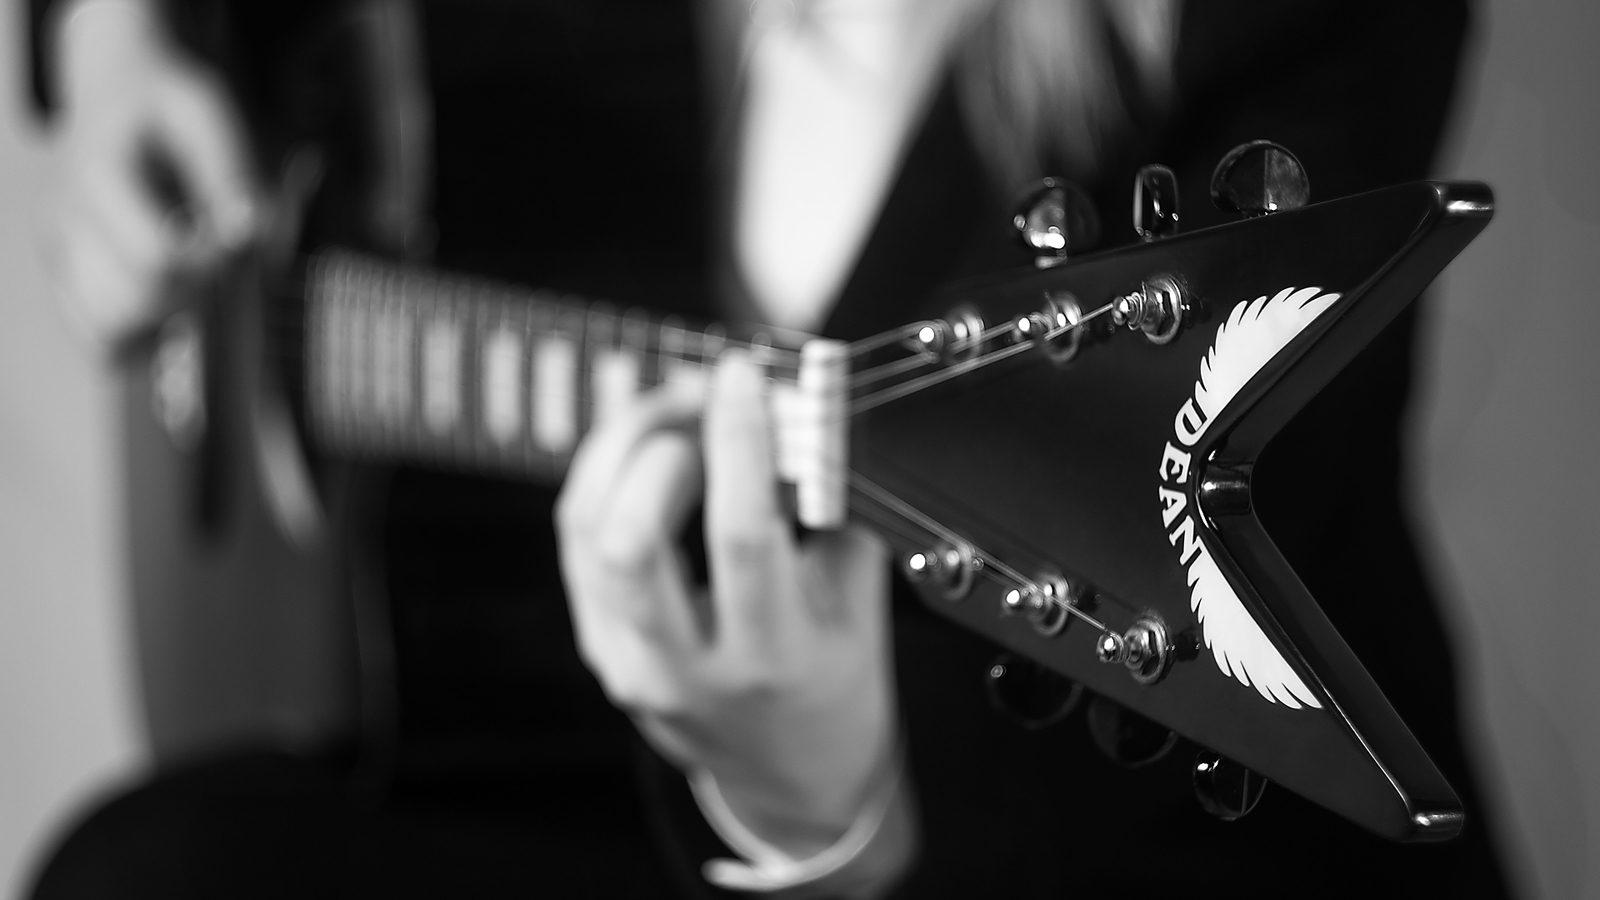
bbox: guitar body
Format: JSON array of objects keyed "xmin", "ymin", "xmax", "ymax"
[
  {"xmin": 857, "ymin": 180, "xmax": 1492, "ymax": 840},
  {"xmin": 119, "ymin": 1, "xmax": 420, "ymax": 761},
  {"xmin": 119, "ymin": 260, "xmax": 366, "ymax": 761}
]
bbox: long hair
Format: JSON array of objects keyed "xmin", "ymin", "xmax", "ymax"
[{"xmin": 955, "ymin": 0, "xmax": 1180, "ymax": 192}]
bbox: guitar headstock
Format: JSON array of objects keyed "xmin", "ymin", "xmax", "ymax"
[{"xmin": 846, "ymin": 148, "xmax": 1493, "ymax": 842}]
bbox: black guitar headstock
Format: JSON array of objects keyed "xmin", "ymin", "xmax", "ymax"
[{"xmin": 848, "ymin": 144, "xmax": 1493, "ymax": 842}]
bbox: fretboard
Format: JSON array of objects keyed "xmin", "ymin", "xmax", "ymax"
[{"xmin": 304, "ymin": 250, "xmax": 813, "ymax": 483}]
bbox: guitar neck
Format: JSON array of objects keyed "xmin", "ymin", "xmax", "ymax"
[{"xmin": 303, "ymin": 250, "xmax": 810, "ymax": 481}]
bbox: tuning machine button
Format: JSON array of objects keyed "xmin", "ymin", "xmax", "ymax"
[
  {"xmin": 1111, "ymin": 273, "xmax": 1186, "ymax": 345},
  {"xmin": 1086, "ymin": 695, "xmax": 1177, "ymax": 768},
  {"xmin": 985, "ymin": 653, "xmax": 1083, "ymax": 729},
  {"xmin": 1193, "ymin": 751, "xmax": 1268, "ymax": 820},
  {"xmin": 1095, "ymin": 612, "xmax": 1174, "ymax": 684},
  {"xmin": 1013, "ymin": 177, "xmax": 1101, "ymax": 268},
  {"xmin": 1134, "ymin": 164, "xmax": 1180, "ymax": 241},
  {"xmin": 904, "ymin": 540, "xmax": 978, "ymax": 601},
  {"xmin": 1210, "ymin": 140, "xmax": 1309, "ymax": 216}
]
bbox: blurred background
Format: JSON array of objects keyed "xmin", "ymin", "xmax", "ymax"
[{"xmin": 0, "ymin": 1, "xmax": 1596, "ymax": 898}]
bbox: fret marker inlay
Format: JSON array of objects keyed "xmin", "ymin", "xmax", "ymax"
[
  {"xmin": 534, "ymin": 336, "xmax": 578, "ymax": 453},
  {"xmin": 484, "ymin": 328, "xmax": 524, "ymax": 445},
  {"xmin": 423, "ymin": 319, "xmax": 462, "ymax": 434},
  {"xmin": 373, "ymin": 309, "xmax": 412, "ymax": 424}
]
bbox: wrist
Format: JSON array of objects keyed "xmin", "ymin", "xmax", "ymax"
[
  {"xmin": 708, "ymin": 715, "xmax": 899, "ymax": 860},
  {"xmin": 691, "ymin": 744, "xmax": 917, "ymax": 898}
]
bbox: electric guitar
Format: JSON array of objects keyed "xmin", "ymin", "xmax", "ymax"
[{"xmin": 126, "ymin": 119, "xmax": 1493, "ymax": 840}]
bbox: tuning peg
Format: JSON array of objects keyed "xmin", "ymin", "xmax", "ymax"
[
  {"xmin": 985, "ymin": 654, "xmax": 1083, "ymax": 729},
  {"xmin": 1193, "ymin": 751, "xmax": 1267, "ymax": 820},
  {"xmin": 1085, "ymin": 695, "xmax": 1177, "ymax": 768},
  {"xmin": 1209, "ymin": 140, "xmax": 1309, "ymax": 216},
  {"xmin": 903, "ymin": 540, "xmax": 977, "ymax": 600},
  {"xmin": 1133, "ymin": 164, "xmax": 1180, "ymax": 241},
  {"xmin": 1013, "ymin": 177, "xmax": 1101, "ymax": 268}
]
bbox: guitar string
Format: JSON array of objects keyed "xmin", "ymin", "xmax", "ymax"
[
  {"xmin": 300, "ymin": 310, "xmax": 1112, "ymax": 451},
  {"xmin": 847, "ymin": 306, "xmax": 1113, "ymax": 414},
  {"xmin": 847, "ymin": 471, "xmax": 1114, "ymax": 634},
  {"xmin": 294, "ymin": 253, "xmax": 1115, "ymax": 408},
  {"xmin": 303, "ymin": 288, "xmax": 1124, "ymax": 637}
]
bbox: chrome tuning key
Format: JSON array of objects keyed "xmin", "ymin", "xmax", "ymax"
[
  {"xmin": 985, "ymin": 653, "xmax": 1083, "ymax": 730},
  {"xmin": 1001, "ymin": 571, "xmax": 1080, "ymax": 637},
  {"xmin": 1133, "ymin": 164, "xmax": 1180, "ymax": 241},
  {"xmin": 1210, "ymin": 140, "xmax": 1310, "ymax": 217},
  {"xmin": 1013, "ymin": 177, "xmax": 1100, "ymax": 268},
  {"xmin": 1095, "ymin": 612, "xmax": 1175, "ymax": 684},
  {"xmin": 1086, "ymin": 696, "xmax": 1177, "ymax": 767},
  {"xmin": 942, "ymin": 307, "xmax": 985, "ymax": 363},
  {"xmin": 904, "ymin": 540, "xmax": 978, "ymax": 601},
  {"xmin": 1193, "ymin": 752, "xmax": 1267, "ymax": 820},
  {"xmin": 1111, "ymin": 274, "xmax": 1186, "ymax": 344},
  {"xmin": 1040, "ymin": 292, "xmax": 1085, "ymax": 364}
]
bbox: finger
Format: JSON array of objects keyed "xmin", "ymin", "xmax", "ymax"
[
  {"xmin": 148, "ymin": 61, "xmax": 260, "ymax": 249},
  {"xmin": 599, "ymin": 432, "xmax": 704, "ymax": 643},
  {"xmin": 593, "ymin": 429, "xmax": 702, "ymax": 580},
  {"xmin": 703, "ymin": 350, "xmax": 793, "ymax": 647},
  {"xmin": 559, "ymin": 430, "xmax": 703, "ymax": 706},
  {"xmin": 799, "ymin": 526, "xmax": 890, "ymax": 630},
  {"xmin": 558, "ymin": 386, "xmax": 701, "ymax": 537}
]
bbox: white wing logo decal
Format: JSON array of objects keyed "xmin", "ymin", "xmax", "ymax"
[{"xmin": 1156, "ymin": 286, "xmax": 1338, "ymax": 709}]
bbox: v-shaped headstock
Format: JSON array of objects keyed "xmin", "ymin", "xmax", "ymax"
[{"xmin": 849, "ymin": 180, "xmax": 1492, "ymax": 841}]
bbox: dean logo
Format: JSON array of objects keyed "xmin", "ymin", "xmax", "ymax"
[{"xmin": 1157, "ymin": 287, "xmax": 1340, "ymax": 709}]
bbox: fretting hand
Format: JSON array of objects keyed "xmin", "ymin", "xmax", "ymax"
[{"xmin": 557, "ymin": 351, "xmax": 898, "ymax": 859}]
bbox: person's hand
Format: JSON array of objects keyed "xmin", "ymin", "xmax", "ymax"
[
  {"xmin": 557, "ymin": 351, "xmax": 897, "ymax": 858},
  {"xmin": 45, "ymin": 0, "xmax": 260, "ymax": 347}
]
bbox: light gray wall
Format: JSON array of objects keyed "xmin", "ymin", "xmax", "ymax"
[
  {"xmin": 0, "ymin": 0, "xmax": 1595, "ymax": 898},
  {"xmin": 1412, "ymin": 2, "xmax": 1600, "ymax": 898},
  {"xmin": 0, "ymin": 3, "xmax": 144, "ymax": 899}
]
